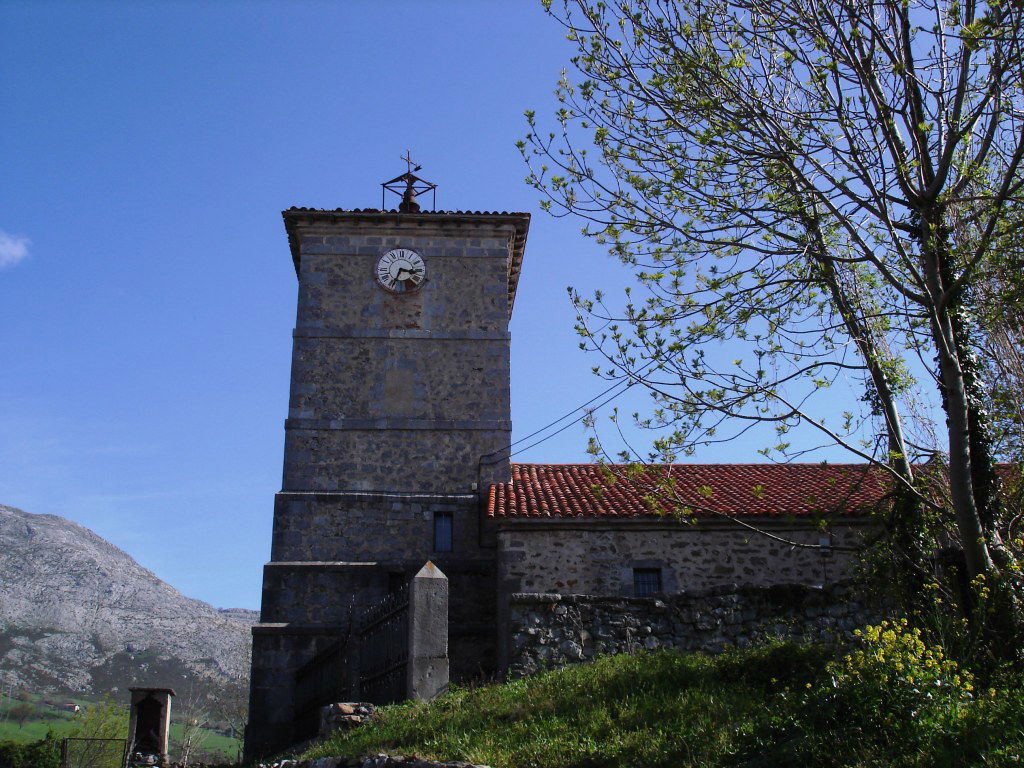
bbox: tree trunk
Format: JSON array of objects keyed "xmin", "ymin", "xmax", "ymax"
[
  {"xmin": 936, "ymin": 322, "xmax": 994, "ymax": 576},
  {"xmin": 808, "ymin": 215, "xmax": 914, "ymax": 482}
]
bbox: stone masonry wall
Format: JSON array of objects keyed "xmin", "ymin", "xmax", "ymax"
[
  {"xmin": 281, "ymin": 222, "xmax": 517, "ymax": 497},
  {"xmin": 287, "ymin": 228, "xmax": 515, "ymax": 494},
  {"xmin": 288, "ymin": 336, "xmax": 509, "ymax": 424},
  {"xmin": 281, "ymin": 430, "xmax": 508, "ymax": 494},
  {"xmin": 270, "ymin": 494, "xmax": 483, "ymax": 563},
  {"xmin": 248, "ymin": 215, "xmax": 519, "ymax": 761},
  {"xmin": 507, "ymin": 582, "xmax": 880, "ymax": 678},
  {"xmin": 297, "ymin": 233, "xmax": 513, "ymax": 331},
  {"xmin": 498, "ymin": 521, "xmax": 869, "ymax": 596}
]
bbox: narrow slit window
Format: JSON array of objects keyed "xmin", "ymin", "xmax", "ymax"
[
  {"xmin": 433, "ymin": 511, "xmax": 453, "ymax": 552},
  {"xmin": 633, "ymin": 567, "xmax": 662, "ymax": 597}
]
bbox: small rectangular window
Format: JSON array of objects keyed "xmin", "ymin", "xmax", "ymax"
[
  {"xmin": 433, "ymin": 512, "xmax": 453, "ymax": 552},
  {"xmin": 633, "ymin": 567, "xmax": 662, "ymax": 597}
]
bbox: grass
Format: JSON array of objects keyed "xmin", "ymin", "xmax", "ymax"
[
  {"xmin": 0, "ymin": 716, "xmax": 78, "ymax": 743},
  {"xmin": 0, "ymin": 693, "xmax": 81, "ymax": 743},
  {"xmin": 303, "ymin": 641, "xmax": 1024, "ymax": 768},
  {"xmin": 168, "ymin": 721, "xmax": 241, "ymax": 761},
  {"xmin": 0, "ymin": 693, "xmax": 241, "ymax": 760},
  {"xmin": 304, "ymin": 644, "xmax": 829, "ymax": 768}
]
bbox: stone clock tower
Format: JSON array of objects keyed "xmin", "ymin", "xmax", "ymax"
[{"xmin": 245, "ymin": 173, "xmax": 529, "ymax": 759}]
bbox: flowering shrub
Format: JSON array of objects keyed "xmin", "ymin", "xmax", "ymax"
[
  {"xmin": 833, "ymin": 618, "xmax": 973, "ymax": 704},
  {"xmin": 822, "ymin": 619, "xmax": 974, "ymax": 750},
  {"xmin": 737, "ymin": 619, "xmax": 1006, "ymax": 766}
]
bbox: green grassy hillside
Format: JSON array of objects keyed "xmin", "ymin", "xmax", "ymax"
[
  {"xmin": 0, "ymin": 693, "xmax": 89, "ymax": 743},
  {"xmin": 0, "ymin": 717, "xmax": 78, "ymax": 744},
  {"xmin": 305, "ymin": 638, "xmax": 1024, "ymax": 768}
]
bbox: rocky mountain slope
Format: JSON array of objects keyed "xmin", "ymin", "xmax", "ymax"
[{"xmin": 0, "ymin": 504, "xmax": 254, "ymax": 697}]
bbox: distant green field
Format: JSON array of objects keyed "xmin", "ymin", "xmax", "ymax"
[
  {"xmin": 0, "ymin": 693, "xmax": 80, "ymax": 743},
  {"xmin": 0, "ymin": 693, "xmax": 240, "ymax": 760},
  {"xmin": 168, "ymin": 721, "xmax": 241, "ymax": 761},
  {"xmin": 0, "ymin": 714, "xmax": 78, "ymax": 743}
]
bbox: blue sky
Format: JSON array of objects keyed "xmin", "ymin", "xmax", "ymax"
[{"xmin": 0, "ymin": 1, "xmax": 860, "ymax": 610}]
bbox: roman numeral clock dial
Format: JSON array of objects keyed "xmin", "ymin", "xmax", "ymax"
[{"xmin": 375, "ymin": 248, "xmax": 426, "ymax": 293}]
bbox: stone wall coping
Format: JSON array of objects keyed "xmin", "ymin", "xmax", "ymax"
[
  {"xmin": 509, "ymin": 580, "xmax": 857, "ymax": 606},
  {"xmin": 265, "ymin": 561, "xmax": 384, "ymax": 569},
  {"xmin": 283, "ymin": 207, "xmax": 528, "ymax": 231},
  {"xmin": 294, "ymin": 328, "xmax": 511, "ymax": 341},
  {"xmin": 252, "ymin": 623, "xmax": 350, "ymax": 636},
  {"xmin": 274, "ymin": 491, "xmax": 479, "ymax": 503},
  {"xmin": 285, "ymin": 418, "xmax": 512, "ymax": 432},
  {"xmin": 263, "ymin": 560, "xmax": 495, "ymax": 575}
]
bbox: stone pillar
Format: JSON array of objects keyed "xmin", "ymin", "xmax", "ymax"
[
  {"xmin": 407, "ymin": 561, "xmax": 449, "ymax": 700},
  {"xmin": 126, "ymin": 687, "xmax": 175, "ymax": 767}
]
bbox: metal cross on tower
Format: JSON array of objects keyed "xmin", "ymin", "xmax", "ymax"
[
  {"xmin": 382, "ymin": 151, "xmax": 437, "ymax": 213},
  {"xmin": 400, "ymin": 149, "xmax": 422, "ymax": 174}
]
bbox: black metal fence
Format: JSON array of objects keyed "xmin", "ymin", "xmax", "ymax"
[
  {"xmin": 294, "ymin": 636, "xmax": 350, "ymax": 726},
  {"xmin": 60, "ymin": 737, "xmax": 127, "ymax": 768},
  {"xmin": 358, "ymin": 587, "xmax": 410, "ymax": 705},
  {"xmin": 293, "ymin": 583, "xmax": 412, "ymax": 737}
]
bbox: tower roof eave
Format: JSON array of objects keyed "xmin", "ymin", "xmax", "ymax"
[{"xmin": 282, "ymin": 208, "xmax": 531, "ymax": 317}]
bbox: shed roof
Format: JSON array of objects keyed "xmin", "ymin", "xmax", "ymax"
[{"xmin": 488, "ymin": 463, "xmax": 891, "ymax": 520}]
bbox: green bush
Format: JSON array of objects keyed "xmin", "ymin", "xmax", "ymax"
[
  {"xmin": 0, "ymin": 732, "xmax": 61, "ymax": 768},
  {"xmin": 737, "ymin": 619, "xmax": 1023, "ymax": 767}
]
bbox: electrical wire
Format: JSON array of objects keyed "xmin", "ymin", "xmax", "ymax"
[
  {"xmin": 508, "ymin": 380, "xmax": 624, "ymax": 449},
  {"xmin": 506, "ymin": 378, "xmax": 638, "ymax": 458},
  {"xmin": 480, "ymin": 358, "xmax": 658, "ymax": 464}
]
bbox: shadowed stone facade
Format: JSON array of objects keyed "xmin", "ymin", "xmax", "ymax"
[
  {"xmin": 494, "ymin": 518, "xmax": 871, "ymax": 673},
  {"xmin": 245, "ymin": 209, "xmax": 529, "ymax": 761}
]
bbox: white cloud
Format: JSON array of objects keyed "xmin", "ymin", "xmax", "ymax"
[{"xmin": 0, "ymin": 230, "xmax": 30, "ymax": 269}]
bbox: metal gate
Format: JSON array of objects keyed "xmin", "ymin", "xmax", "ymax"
[
  {"xmin": 293, "ymin": 582, "xmax": 411, "ymax": 726},
  {"xmin": 295, "ymin": 636, "xmax": 349, "ymax": 724},
  {"xmin": 358, "ymin": 586, "xmax": 410, "ymax": 705}
]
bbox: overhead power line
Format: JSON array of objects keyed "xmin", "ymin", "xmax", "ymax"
[{"xmin": 480, "ymin": 359, "xmax": 658, "ymax": 463}]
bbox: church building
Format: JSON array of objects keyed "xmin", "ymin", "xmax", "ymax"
[{"xmin": 244, "ymin": 172, "xmax": 884, "ymax": 760}]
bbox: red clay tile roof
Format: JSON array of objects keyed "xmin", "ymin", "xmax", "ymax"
[{"xmin": 488, "ymin": 463, "xmax": 892, "ymax": 520}]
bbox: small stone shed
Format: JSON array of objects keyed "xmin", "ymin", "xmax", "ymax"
[
  {"xmin": 490, "ymin": 462, "xmax": 887, "ymax": 595},
  {"xmin": 489, "ymin": 462, "xmax": 887, "ymax": 671}
]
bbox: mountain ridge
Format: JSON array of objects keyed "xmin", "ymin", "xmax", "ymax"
[{"xmin": 0, "ymin": 503, "xmax": 253, "ymax": 698}]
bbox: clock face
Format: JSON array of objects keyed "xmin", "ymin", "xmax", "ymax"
[{"xmin": 376, "ymin": 248, "xmax": 426, "ymax": 293}]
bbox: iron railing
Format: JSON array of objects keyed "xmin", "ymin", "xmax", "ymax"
[
  {"xmin": 294, "ymin": 635, "xmax": 350, "ymax": 725},
  {"xmin": 293, "ymin": 582, "xmax": 412, "ymax": 735},
  {"xmin": 358, "ymin": 586, "xmax": 410, "ymax": 705}
]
